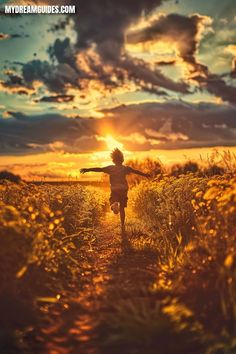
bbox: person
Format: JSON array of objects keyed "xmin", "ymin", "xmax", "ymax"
[{"xmin": 80, "ymin": 148, "xmax": 150, "ymax": 235}]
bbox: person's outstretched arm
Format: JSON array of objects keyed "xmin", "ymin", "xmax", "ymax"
[
  {"xmin": 80, "ymin": 167, "xmax": 107, "ymax": 174},
  {"xmin": 128, "ymin": 167, "xmax": 151, "ymax": 178}
]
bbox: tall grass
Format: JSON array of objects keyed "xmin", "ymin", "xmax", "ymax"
[
  {"xmin": 0, "ymin": 180, "xmax": 106, "ymax": 352},
  {"xmin": 121, "ymin": 173, "xmax": 236, "ymax": 353}
]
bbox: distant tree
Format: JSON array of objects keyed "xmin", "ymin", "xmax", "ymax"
[
  {"xmin": 0, "ymin": 170, "xmax": 21, "ymax": 183},
  {"xmin": 171, "ymin": 161, "xmax": 199, "ymax": 176},
  {"xmin": 203, "ymin": 164, "xmax": 225, "ymax": 177},
  {"xmin": 127, "ymin": 158, "xmax": 164, "ymax": 186},
  {"xmin": 182, "ymin": 161, "xmax": 199, "ymax": 174}
]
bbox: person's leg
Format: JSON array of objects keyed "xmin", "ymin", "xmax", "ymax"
[
  {"xmin": 120, "ymin": 190, "xmax": 128, "ymax": 234},
  {"xmin": 120, "ymin": 206, "xmax": 125, "ymax": 233},
  {"xmin": 120, "ymin": 206, "xmax": 130, "ymax": 251},
  {"xmin": 110, "ymin": 191, "xmax": 120, "ymax": 214}
]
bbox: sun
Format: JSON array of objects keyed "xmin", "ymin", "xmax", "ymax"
[{"xmin": 104, "ymin": 135, "xmax": 124, "ymax": 151}]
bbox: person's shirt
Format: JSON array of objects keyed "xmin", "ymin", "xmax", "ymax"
[{"xmin": 102, "ymin": 165, "xmax": 133, "ymax": 191}]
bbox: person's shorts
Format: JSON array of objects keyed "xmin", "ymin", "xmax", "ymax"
[{"xmin": 109, "ymin": 189, "xmax": 128, "ymax": 208}]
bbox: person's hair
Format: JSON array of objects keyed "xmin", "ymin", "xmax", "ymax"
[{"xmin": 111, "ymin": 148, "xmax": 124, "ymax": 165}]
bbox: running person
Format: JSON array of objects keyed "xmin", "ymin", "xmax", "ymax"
[{"xmin": 80, "ymin": 148, "xmax": 150, "ymax": 233}]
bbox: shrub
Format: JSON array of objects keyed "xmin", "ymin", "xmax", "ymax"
[
  {"xmin": 0, "ymin": 170, "xmax": 21, "ymax": 183},
  {"xmin": 171, "ymin": 162, "xmax": 200, "ymax": 176}
]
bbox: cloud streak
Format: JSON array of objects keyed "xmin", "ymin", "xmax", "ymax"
[{"xmin": 1, "ymin": 101, "xmax": 236, "ymax": 155}]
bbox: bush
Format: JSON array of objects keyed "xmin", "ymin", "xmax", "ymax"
[
  {"xmin": 0, "ymin": 170, "xmax": 21, "ymax": 183},
  {"xmin": 171, "ymin": 162, "xmax": 200, "ymax": 176}
]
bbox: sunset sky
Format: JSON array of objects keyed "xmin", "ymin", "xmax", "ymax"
[{"xmin": 0, "ymin": 0, "xmax": 236, "ymax": 180}]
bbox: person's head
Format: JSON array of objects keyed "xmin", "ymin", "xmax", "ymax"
[{"xmin": 111, "ymin": 148, "xmax": 124, "ymax": 165}]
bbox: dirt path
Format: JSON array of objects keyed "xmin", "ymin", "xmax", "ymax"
[{"xmin": 33, "ymin": 217, "xmax": 158, "ymax": 354}]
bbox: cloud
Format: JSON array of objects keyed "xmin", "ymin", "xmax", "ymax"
[
  {"xmin": 35, "ymin": 94, "xmax": 74, "ymax": 103},
  {"xmin": 1, "ymin": 0, "xmax": 194, "ymax": 98},
  {"xmin": 224, "ymin": 44, "xmax": 236, "ymax": 77},
  {"xmin": 193, "ymin": 73, "xmax": 236, "ymax": 105},
  {"xmin": 73, "ymin": 0, "xmax": 163, "ymax": 53},
  {"xmin": 0, "ymin": 70, "xmax": 36, "ymax": 95},
  {"xmin": 1, "ymin": 2, "xmax": 236, "ymax": 113},
  {"xmin": 127, "ymin": 13, "xmax": 212, "ymax": 74},
  {"xmin": 156, "ymin": 60, "xmax": 176, "ymax": 66},
  {"xmin": 0, "ymin": 33, "xmax": 10, "ymax": 40},
  {"xmin": 1, "ymin": 101, "xmax": 236, "ymax": 155},
  {"xmin": 145, "ymin": 121, "xmax": 189, "ymax": 142},
  {"xmin": 0, "ymin": 32, "xmax": 29, "ymax": 40},
  {"xmin": 224, "ymin": 44, "xmax": 236, "ymax": 57},
  {"xmin": 48, "ymin": 37, "xmax": 77, "ymax": 68},
  {"xmin": 71, "ymin": 3, "xmax": 192, "ymax": 94},
  {"xmin": 101, "ymin": 101, "xmax": 236, "ymax": 149},
  {"xmin": 120, "ymin": 56, "xmax": 189, "ymax": 93},
  {"xmin": 22, "ymin": 59, "xmax": 79, "ymax": 93},
  {"xmin": 125, "ymin": 12, "xmax": 236, "ymax": 105}
]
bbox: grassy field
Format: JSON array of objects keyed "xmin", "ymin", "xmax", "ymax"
[{"xmin": 0, "ymin": 154, "xmax": 236, "ymax": 354}]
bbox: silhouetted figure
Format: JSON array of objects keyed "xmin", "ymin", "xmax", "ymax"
[{"xmin": 80, "ymin": 149, "xmax": 150, "ymax": 236}]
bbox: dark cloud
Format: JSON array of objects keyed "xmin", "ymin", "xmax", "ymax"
[
  {"xmin": 48, "ymin": 37, "xmax": 77, "ymax": 68},
  {"xmin": 206, "ymin": 75, "xmax": 236, "ymax": 105},
  {"xmin": 0, "ymin": 111, "xmax": 100, "ymax": 155},
  {"xmin": 100, "ymin": 101, "xmax": 236, "ymax": 149},
  {"xmin": 6, "ymin": 111, "xmax": 29, "ymax": 120},
  {"xmin": 120, "ymin": 56, "xmax": 189, "ymax": 93},
  {"xmin": 0, "ymin": 71, "xmax": 35, "ymax": 95},
  {"xmin": 1, "ymin": 101, "xmax": 236, "ymax": 155},
  {"xmin": 48, "ymin": 16, "xmax": 70, "ymax": 33},
  {"xmin": 2, "ymin": 37, "xmax": 81, "ymax": 95},
  {"xmin": 74, "ymin": 0, "xmax": 163, "ymax": 53},
  {"xmin": 125, "ymin": 13, "xmax": 236, "ymax": 105},
  {"xmin": 4, "ymin": 73, "xmax": 23, "ymax": 85},
  {"xmin": 2, "ymin": 0, "xmax": 192, "ymax": 97},
  {"xmin": 156, "ymin": 60, "xmax": 176, "ymax": 66},
  {"xmin": 127, "ymin": 13, "xmax": 210, "ymax": 74},
  {"xmin": 10, "ymin": 33, "xmax": 29, "ymax": 38},
  {"xmin": 22, "ymin": 59, "xmax": 79, "ymax": 93},
  {"xmin": 71, "ymin": 0, "xmax": 190, "ymax": 94},
  {"xmin": 35, "ymin": 94, "xmax": 74, "ymax": 103},
  {"xmin": 193, "ymin": 73, "xmax": 236, "ymax": 105},
  {"xmin": 1, "ymin": 1, "xmax": 236, "ymax": 105},
  {"xmin": 0, "ymin": 32, "xmax": 29, "ymax": 40}
]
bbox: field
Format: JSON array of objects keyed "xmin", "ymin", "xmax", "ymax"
[{"xmin": 1, "ymin": 152, "xmax": 236, "ymax": 354}]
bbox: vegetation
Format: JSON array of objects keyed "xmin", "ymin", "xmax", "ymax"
[
  {"xmin": 0, "ymin": 170, "xmax": 21, "ymax": 183},
  {"xmin": 0, "ymin": 181, "xmax": 106, "ymax": 352},
  {"xmin": 0, "ymin": 151, "xmax": 236, "ymax": 353},
  {"xmin": 123, "ymin": 174, "xmax": 236, "ymax": 353}
]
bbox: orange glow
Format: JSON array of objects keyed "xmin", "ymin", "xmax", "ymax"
[
  {"xmin": 1, "ymin": 147, "xmax": 236, "ymax": 181},
  {"xmin": 104, "ymin": 135, "xmax": 124, "ymax": 151},
  {"xmin": 96, "ymin": 134, "xmax": 124, "ymax": 151}
]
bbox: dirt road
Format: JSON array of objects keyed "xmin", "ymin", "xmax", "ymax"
[{"xmin": 33, "ymin": 217, "xmax": 157, "ymax": 354}]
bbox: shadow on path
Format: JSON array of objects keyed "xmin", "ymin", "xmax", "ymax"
[{"xmin": 29, "ymin": 220, "xmax": 158, "ymax": 354}]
